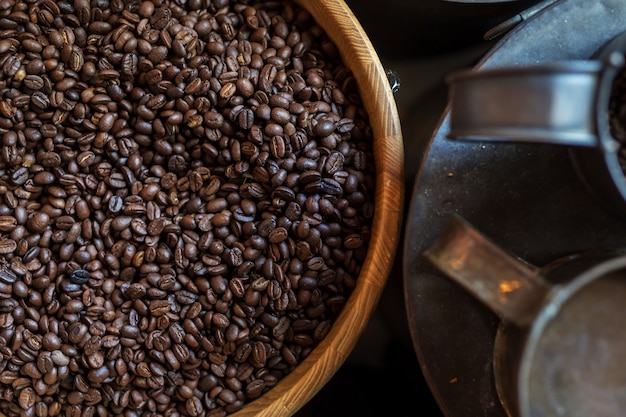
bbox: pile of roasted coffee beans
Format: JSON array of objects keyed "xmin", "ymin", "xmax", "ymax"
[{"xmin": 0, "ymin": 0, "xmax": 375, "ymax": 416}]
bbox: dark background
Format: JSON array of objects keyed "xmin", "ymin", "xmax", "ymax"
[{"xmin": 293, "ymin": 1, "xmax": 542, "ymax": 416}]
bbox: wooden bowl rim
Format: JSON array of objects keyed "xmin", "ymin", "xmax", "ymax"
[{"xmin": 231, "ymin": 1, "xmax": 404, "ymax": 415}]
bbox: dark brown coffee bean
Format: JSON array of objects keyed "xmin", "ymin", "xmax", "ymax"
[
  {"xmin": 148, "ymin": 46, "xmax": 168, "ymax": 63},
  {"xmin": 74, "ymin": 0, "xmax": 90, "ymax": 24},
  {"xmin": 23, "ymin": 75, "xmax": 44, "ymax": 90},
  {"xmin": 0, "ymin": 238, "xmax": 17, "ymax": 254},
  {"xmin": 235, "ymin": 77, "xmax": 254, "ymax": 98},
  {"xmin": 70, "ymin": 269, "xmax": 90, "ymax": 284},
  {"xmin": 87, "ymin": 365, "xmax": 109, "ymax": 383},
  {"xmin": 0, "ymin": 215, "xmax": 17, "ymax": 232},
  {"xmin": 259, "ymin": 64, "xmax": 277, "ymax": 92},
  {"xmin": 51, "ymin": 350, "xmax": 70, "ymax": 366},
  {"xmin": 271, "ymin": 107, "xmax": 290, "ymax": 124},
  {"xmin": 268, "ymin": 227, "xmax": 288, "ymax": 243},
  {"xmin": 68, "ymin": 323, "xmax": 88, "ymax": 345},
  {"xmin": 10, "ymin": 167, "xmax": 29, "ymax": 186},
  {"xmin": 246, "ymin": 379, "xmax": 265, "ymax": 399},
  {"xmin": 149, "ymin": 299, "xmax": 170, "ymax": 317},
  {"xmin": 353, "ymin": 150, "xmax": 368, "ymax": 170},
  {"xmin": 42, "ymin": 333, "xmax": 61, "ymax": 350},
  {"xmin": 0, "ymin": 267, "xmax": 16, "ymax": 284},
  {"xmin": 185, "ymin": 397, "xmax": 203, "ymax": 417},
  {"xmin": 219, "ymin": 82, "xmax": 237, "ymax": 99},
  {"xmin": 18, "ymin": 387, "xmax": 35, "ymax": 410},
  {"xmin": 34, "ymin": 401, "xmax": 48, "ymax": 417},
  {"xmin": 237, "ymin": 108, "xmax": 254, "ymax": 129}
]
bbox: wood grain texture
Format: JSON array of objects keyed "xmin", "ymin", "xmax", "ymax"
[{"xmin": 231, "ymin": 1, "xmax": 405, "ymax": 416}]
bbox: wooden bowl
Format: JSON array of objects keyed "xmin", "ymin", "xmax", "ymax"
[
  {"xmin": 0, "ymin": 3, "xmax": 402, "ymax": 417},
  {"xmin": 232, "ymin": 1, "xmax": 405, "ymax": 416}
]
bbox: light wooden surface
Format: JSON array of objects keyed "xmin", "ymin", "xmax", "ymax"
[{"xmin": 231, "ymin": 0, "xmax": 405, "ymax": 416}]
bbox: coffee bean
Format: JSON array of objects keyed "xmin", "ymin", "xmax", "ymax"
[
  {"xmin": 18, "ymin": 387, "xmax": 35, "ymax": 410},
  {"xmin": 34, "ymin": 401, "xmax": 48, "ymax": 417},
  {"xmin": 70, "ymin": 269, "xmax": 90, "ymax": 285},
  {"xmin": 271, "ymin": 107, "xmax": 291, "ymax": 124},
  {"xmin": 0, "ymin": 238, "xmax": 17, "ymax": 255},
  {"xmin": 246, "ymin": 379, "xmax": 265, "ymax": 399},
  {"xmin": 23, "ymin": 75, "xmax": 44, "ymax": 90},
  {"xmin": 0, "ymin": 268, "xmax": 17, "ymax": 284},
  {"xmin": 68, "ymin": 322, "xmax": 88, "ymax": 345},
  {"xmin": 149, "ymin": 300, "xmax": 171, "ymax": 317},
  {"xmin": 26, "ymin": 212, "xmax": 49, "ymax": 233},
  {"xmin": 42, "ymin": 333, "xmax": 61, "ymax": 350},
  {"xmin": 87, "ymin": 365, "xmax": 109, "ymax": 383},
  {"xmin": 185, "ymin": 397, "xmax": 203, "ymax": 417}
]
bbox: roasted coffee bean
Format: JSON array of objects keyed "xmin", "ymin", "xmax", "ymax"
[
  {"xmin": 0, "ymin": 268, "xmax": 17, "ymax": 284},
  {"xmin": 0, "ymin": 238, "xmax": 17, "ymax": 254},
  {"xmin": 185, "ymin": 397, "xmax": 203, "ymax": 417},
  {"xmin": 149, "ymin": 300, "xmax": 171, "ymax": 317},
  {"xmin": 246, "ymin": 379, "xmax": 265, "ymax": 399},
  {"xmin": 18, "ymin": 387, "xmax": 35, "ymax": 410},
  {"xmin": 23, "ymin": 75, "xmax": 44, "ymax": 90},
  {"xmin": 70, "ymin": 269, "xmax": 90, "ymax": 285}
]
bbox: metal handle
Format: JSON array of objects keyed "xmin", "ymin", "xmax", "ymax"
[
  {"xmin": 423, "ymin": 214, "xmax": 549, "ymax": 327},
  {"xmin": 446, "ymin": 27, "xmax": 626, "ymax": 148},
  {"xmin": 446, "ymin": 60, "xmax": 604, "ymax": 147}
]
